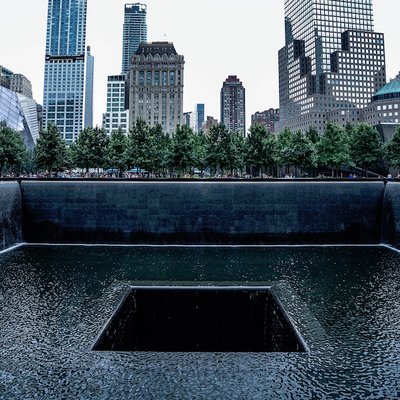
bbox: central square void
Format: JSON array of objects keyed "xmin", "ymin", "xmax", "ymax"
[{"xmin": 93, "ymin": 287, "xmax": 306, "ymax": 353}]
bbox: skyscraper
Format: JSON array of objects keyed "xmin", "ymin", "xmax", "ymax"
[
  {"xmin": 122, "ymin": 3, "xmax": 147, "ymax": 75},
  {"xmin": 43, "ymin": 0, "xmax": 87, "ymax": 144},
  {"xmin": 194, "ymin": 104, "xmax": 205, "ymax": 133},
  {"xmin": 84, "ymin": 46, "xmax": 94, "ymax": 129},
  {"xmin": 279, "ymin": 0, "xmax": 386, "ymax": 133},
  {"xmin": 102, "ymin": 74, "xmax": 129, "ymax": 134},
  {"xmin": 102, "ymin": 3, "xmax": 147, "ymax": 134},
  {"xmin": 220, "ymin": 75, "xmax": 246, "ymax": 136},
  {"xmin": 129, "ymin": 42, "xmax": 184, "ymax": 134}
]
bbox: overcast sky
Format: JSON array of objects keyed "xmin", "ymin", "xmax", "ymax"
[{"xmin": 1, "ymin": 0, "xmax": 399, "ymax": 129}]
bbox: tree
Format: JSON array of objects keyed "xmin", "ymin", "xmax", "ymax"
[
  {"xmin": 149, "ymin": 125, "xmax": 172, "ymax": 173},
  {"xmin": 107, "ymin": 129, "xmax": 128, "ymax": 173},
  {"xmin": 305, "ymin": 126, "xmax": 319, "ymax": 146},
  {"xmin": 206, "ymin": 124, "xmax": 231, "ymax": 175},
  {"xmin": 304, "ymin": 127, "xmax": 320, "ymax": 176},
  {"xmin": 125, "ymin": 118, "xmax": 151, "ymax": 171},
  {"xmin": 246, "ymin": 125, "xmax": 275, "ymax": 176},
  {"xmin": 70, "ymin": 127, "xmax": 109, "ymax": 171},
  {"xmin": 172, "ymin": 125, "xmax": 195, "ymax": 174},
  {"xmin": 349, "ymin": 123, "xmax": 383, "ymax": 177},
  {"xmin": 287, "ymin": 130, "xmax": 313, "ymax": 174},
  {"xmin": 193, "ymin": 132, "xmax": 208, "ymax": 174},
  {"xmin": 385, "ymin": 127, "xmax": 400, "ymax": 169},
  {"xmin": 314, "ymin": 123, "xmax": 349, "ymax": 177},
  {"xmin": 0, "ymin": 121, "xmax": 28, "ymax": 175},
  {"xmin": 34, "ymin": 124, "xmax": 69, "ymax": 173},
  {"xmin": 275, "ymin": 128, "xmax": 294, "ymax": 174},
  {"xmin": 227, "ymin": 132, "xmax": 246, "ymax": 175}
]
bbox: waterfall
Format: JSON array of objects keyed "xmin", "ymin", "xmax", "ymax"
[{"xmin": 0, "ymin": 181, "xmax": 23, "ymax": 251}]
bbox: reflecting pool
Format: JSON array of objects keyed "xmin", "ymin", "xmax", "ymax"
[{"xmin": 0, "ymin": 245, "xmax": 399, "ymax": 399}]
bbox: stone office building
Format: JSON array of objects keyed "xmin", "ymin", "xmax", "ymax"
[
  {"xmin": 278, "ymin": 0, "xmax": 386, "ymax": 134},
  {"xmin": 251, "ymin": 108, "xmax": 280, "ymax": 133},
  {"xmin": 129, "ymin": 42, "xmax": 184, "ymax": 134}
]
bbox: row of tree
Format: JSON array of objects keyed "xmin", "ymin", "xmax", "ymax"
[{"xmin": 1, "ymin": 119, "xmax": 400, "ymax": 177}]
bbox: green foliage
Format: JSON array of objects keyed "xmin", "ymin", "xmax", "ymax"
[
  {"xmin": 193, "ymin": 132, "xmax": 208, "ymax": 172},
  {"xmin": 172, "ymin": 125, "xmax": 195, "ymax": 173},
  {"xmin": 0, "ymin": 121, "xmax": 28, "ymax": 174},
  {"xmin": 288, "ymin": 130, "xmax": 313, "ymax": 170},
  {"xmin": 315, "ymin": 123, "xmax": 350, "ymax": 171},
  {"xmin": 126, "ymin": 119, "xmax": 152, "ymax": 171},
  {"xmin": 305, "ymin": 126, "xmax": 319, "ymax": 145},
  {"xmin": 275, "ymin": 128, "xmax": 293, "ymax": 168},
  {"xmin": 385, "ymin": 127, "xmax": 400, "ymax": 169},
  {"xmin": 70, "ymin": 127, "xmax": 109, "ymax": 171},
  {"xmin": 151, "ymin": 125, "xmax": 172, "ymax": 171},
  {"xmin": 107, "ymin": 129, "xmax": 128, "ymax": 172},
  {"xmin": 34, "ymin": 124, "xmax": 69, "ymax": 173},
  {"xmin": 246, "ymin": 124, "xmax": 275, "ymax": 173},
  {"xmin": 349, "ymin": 123, "xmax": 383, "ymax": 174},
  {"xmin": 206, "ymin": 124, "xmax": 235, "ymax": 174},
  {"xmin": 228, "ymin": 132, "xmax": 246, "ymax": 174}
]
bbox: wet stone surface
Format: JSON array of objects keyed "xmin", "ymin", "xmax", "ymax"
[
  {"xmin": 93, "ymin": 287, "xmax": 306, "ymax": 353},
  {"xmin": 0, "ymin": 245, "xmax": 400, "ymax": 399}
]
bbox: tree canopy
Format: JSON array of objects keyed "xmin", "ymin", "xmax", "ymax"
[
  {"xmin": 0, "ymin": 121, "xmax": 28, "ymax": 174},
  {"xmin": 34, "ymin": 124, "xmax": 69, "ymax": 173}
]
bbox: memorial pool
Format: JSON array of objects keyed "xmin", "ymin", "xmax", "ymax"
[{"xmin": 0, "ymin": 245, "xmax": 399, "ymax": 399}]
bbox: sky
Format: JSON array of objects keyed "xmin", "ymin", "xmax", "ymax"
[{"xmin": 1, "ymin": 0, "xmax": 399, "ymax": 129}]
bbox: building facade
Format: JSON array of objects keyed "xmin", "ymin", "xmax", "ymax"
[
  {"xmin": 10, "ymin": 74, "xmax": 33, "ymax": 99},
  {"xmin": 251, "ymin": 109, "xmax": 280, "ymax": 133},
  {"xmin": 202, "ymin": 116, "xmax": 218, "ymax": 134},
  {"xmin": 194, "ymin": 104, "xmax": 205, "ymax": 132},
  {"xmin": 220, "ymin": 75, "xmax": 246, "ymax": 136},
  {"xmin": 122, "ymin": 3, "xmax": 147, "ymax": 75},
  {"xmin": 84, "ymin": 46, "xmax": 94, "ymax": 128},
  {"xmin": 0, "ymin": 66, "xmax": 32, "ymax": 98},
  {"xmin": 129, "ymin": 42, "xmax": 184, "ymax": 134},
  {"xmin": 0, "ymin": 66, "xmax": 14, "ymax": 88},
  {"xmin": 102, "ymin": 74, "xmax": 129, "ymax": 134},
  {"xmin": 102, "ymin": 3, "xmax": 147, "ymax": 135},
  {"xmin": 183, "ymin": 111, "xmax": 192, "ymax": 128},
  {"xmin": 278, "ymin": 0, "xmax": 386, "ymax": 134},
  {"xmin": 0, "ymin": 86, "xmax": 38, "ymax": 148},
  {"xmin": 43, "ymin": 0, "xmax": 88, "ymax": 144},
  {"xmin": 362, "ymin": 74, "xmax": 400, "ymax": 141}
]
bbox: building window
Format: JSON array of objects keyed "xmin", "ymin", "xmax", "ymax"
[
  {"xmin": 138, "ymin": 71, "xmax": 144, "ymax": 86},
  {"xmin": 170, "ymin": 71, "xmax": 175, "ymax": 85},
  {"xmin": 162, "ymin": 71, "xmax": 167, "ymax": 86}
]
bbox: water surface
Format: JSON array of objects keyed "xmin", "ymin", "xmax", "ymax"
[{"xmin": 0, "ymin": 245, "xmax": 399, "ymax": 399}]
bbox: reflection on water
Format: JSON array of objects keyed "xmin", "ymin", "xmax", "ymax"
[{"xmin": 0, "ymin": 246, "xmax": 400, "ymax": 399}]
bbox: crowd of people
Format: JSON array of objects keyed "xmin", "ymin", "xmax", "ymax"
[{"xmin": 1, "ymin": 170, "xmax": 397, "ymax": 180}]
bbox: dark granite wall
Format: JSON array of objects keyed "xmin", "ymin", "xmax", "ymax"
[
  {"xmin": 382, "ymin": 182, "xmax": 400, "ymax": 247},
  {"xmin": 20, "ymin": 181, "xmax": 385, "ymax": 245},
  {"xmin": 0, "ymin": 182, "xmax": 22, "ymax": 251}
]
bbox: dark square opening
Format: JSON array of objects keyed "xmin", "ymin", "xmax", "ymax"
[{"xmin": 93, "ymin": 287, "xmax": 306, "ymax": 353}]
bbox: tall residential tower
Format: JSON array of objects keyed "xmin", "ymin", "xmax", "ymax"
[
  {"xmin": 220, "ymin": 75, "xmax": 246, "ymax": 136},
  {"xmin": 84, "ymin": 45, "xmax": 94, "ymax": 128},
  {"xmin": 278, "ymin": 0, "xmax": 386, "ymax": 133},
  {"xmin": 122, "ymin": 3, "xmax": 147, "ymax": 74},
  {"xmin": 43, "ymin": 0, "xmax": 87, "ymax": 144}
]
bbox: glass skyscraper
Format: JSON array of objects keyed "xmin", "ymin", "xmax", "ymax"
[
  {"xmin": 279, "ymin": 0, "xmax": 386, "ymax": 133},
  {"xmin": 84, "ymin": 46, "xmax": 94, "ymax": 129},
  {"xmin": 43, "ymin": 0, "xmax": 87, "ymax": 144},
  {"xmin": 122, "ymin": 4, "xmax": 147, "ymax": 74}
]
